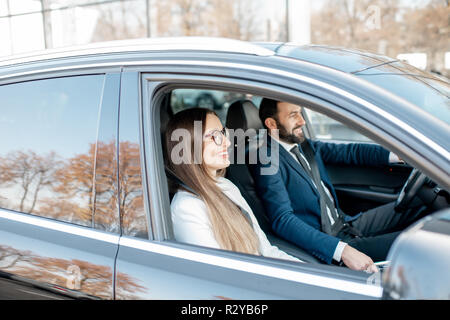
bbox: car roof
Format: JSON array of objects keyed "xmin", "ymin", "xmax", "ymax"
[
  {"xmin": 256, "ymin": 42, "xmax": 445, "ymax": 78},
  {"xmin": 1, "ymin": 37, "xmax": 443, "ymax": 83},
  {"xmin": 0, "ymin": 37, "xmax": 274, "ymax": 68},
  {"xmin": 255, "ymin": 42, "xmax": 397, "ymax": 71},
  {"xmin": 2, "ymin": 37, "xmax": 446, "ymax": 79}
]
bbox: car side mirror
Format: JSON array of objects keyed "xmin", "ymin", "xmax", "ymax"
[{"xmin": 382, "ymin": 208, "xmax": 450, "ymax": 299}]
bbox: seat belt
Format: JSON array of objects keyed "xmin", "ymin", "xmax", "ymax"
[
  {"xmin": 291, "ymin": 142, "xmax": 345, "ymax": 237},
  {"xmin": 299, "ymin": 143, "xmax": 363, "ymax": 238},
  {"xmin": 165, "ymin": 167, "xmax": 198, "ymax": 196}
]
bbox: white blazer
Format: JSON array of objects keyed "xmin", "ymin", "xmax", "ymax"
[{"xmin": 170, "ymin": 177, "xmax": 301, "ymax": 262}]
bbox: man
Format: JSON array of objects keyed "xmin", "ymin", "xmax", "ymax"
[{"xmin": 249, "ymin": 98, "xmax": 425, "ymax": 272}]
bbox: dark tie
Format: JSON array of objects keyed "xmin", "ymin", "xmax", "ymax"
[
  {"xmin": 290, "ymin": 145, "xmax": 314, "ymax": 180},
  {"xmin": 290, "ymin": 145, "xmax": 341, "ymax": 235}
]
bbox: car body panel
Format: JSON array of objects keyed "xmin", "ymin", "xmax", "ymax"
[
  {"xmin": 0, "ymin": 38, "xmax": 448, "ymax": 299},
  {"xmin": 115, "ymin": 236, "xmax": 381, "ymax": 299},
  {"xmin": 0, "ymin": 209, "xmax": 118, "ymax": 299}
]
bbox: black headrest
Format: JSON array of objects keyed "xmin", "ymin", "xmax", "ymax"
[{"xmin": 225, "ymin": 100, "xmax": 263, "ymax": 132}]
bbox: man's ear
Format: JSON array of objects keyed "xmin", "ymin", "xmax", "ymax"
[{"xmin": 264, "ymin": 117, "xmax": 277, "ymax": 131}]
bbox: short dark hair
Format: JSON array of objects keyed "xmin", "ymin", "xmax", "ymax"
[{"xmin": 259, "ymin": 98, "xmax": 279, "ymax": 129}]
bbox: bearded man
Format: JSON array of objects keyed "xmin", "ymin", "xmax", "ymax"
[{"xmin": 249, "ymin": 98, "xmax": 426, "ymax": 272}]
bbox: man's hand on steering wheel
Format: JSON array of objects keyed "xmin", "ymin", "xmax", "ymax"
[{"xmin": 395, "ymin": 168, "xmax": 428, "ymax": 212}]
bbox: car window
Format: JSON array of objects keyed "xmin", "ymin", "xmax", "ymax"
[
  {"xmin": 0, "ymin": 75, "xmax": 104, "ymax": 228},
  {"xmin": 250, "ymin": 97, "xmax": 372, "ymax": 143},
  {"xmin": 170, "ymin": 88, "xmax": 247, "ymax": 123},
  {"xmin": 303, "ymin": 108, "xmax": 372, "ymax": 142}
]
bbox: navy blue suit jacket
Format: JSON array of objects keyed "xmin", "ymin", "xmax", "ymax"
[{"xmin": 249, "ymin": 136, "xmax": 390, "ymax": 263}]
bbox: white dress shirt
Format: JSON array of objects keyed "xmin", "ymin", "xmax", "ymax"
[{"xmin": 170, "ymin": 177, "xmax": 302, "ymax": 263}]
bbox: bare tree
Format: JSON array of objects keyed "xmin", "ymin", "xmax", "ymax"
[
  {"xmin": 91, "ymin": 0, "xmax": 147, "ymax": 42},
  {"xmin": 0, "ymin": 245, "xmax": 146, "ymax": 299},
  {"xmin": 206, "ymin": 0, "xmax": 262, "ymax": 40},
  {"xmin": 0, "ymin": 150, "xmax": 60, "ymax": 214},
  {"xmin": 311, "ymin": 0, "xmax": 449, "ymax": 76},
  {"xmin": 152, "ymin": 0, "xmax": 263, "ymax": 40},
  {"xmin": 400, "ymin": 1, "xmax": 450, "ymax": 73}
]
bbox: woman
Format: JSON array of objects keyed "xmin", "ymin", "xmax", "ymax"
[{"xmin": 165, "ymin": 107, "xmax": 300, "ymax": 262}]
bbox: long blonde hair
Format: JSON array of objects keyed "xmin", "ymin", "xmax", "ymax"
[{"xmin": 165, "ymin": 108, "xmax": 259, "ymax": 255}]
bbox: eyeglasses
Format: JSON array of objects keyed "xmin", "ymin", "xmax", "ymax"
[{"xmin": 204, "ymin": 127, "xmax": 229, "ymax": 146}]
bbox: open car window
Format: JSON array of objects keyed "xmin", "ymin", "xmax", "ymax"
[{"xmin": 161, "ymin": 87, "xmax": 409, "ymax": 265}]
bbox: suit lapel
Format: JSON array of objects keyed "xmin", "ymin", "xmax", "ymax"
[{"xmin": 268, "ymin": 137, "xmax": 320, "ymax": 198}]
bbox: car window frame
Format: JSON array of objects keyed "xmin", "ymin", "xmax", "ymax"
[
  {"xmin": 133, "ymin": 58, "xmax": 448, "ymax": 297},
  {"xmin": 142, "ymin": 73, "xmax": 435, "ymax": 240},
  {"xmin": 117, "ymin": 71, "xmax": 150, "ymax": 239},
  {"xmin": 141, "ymin": 73, "xmax": 384, "ymax": 259},
  {"xmin": 143, "ymin": 72, "xmax": 446, "ymax": 233},
  {"xmin": 148, "ymin": 80, "xmax": 388, "ymax": 238},
  {"xmin": 137, "ymin": 75, "xmax": 388, "ymax": 296},
  {"xmin": 0, "ymin": 66, "xmax": 123, "ymax": 300}
]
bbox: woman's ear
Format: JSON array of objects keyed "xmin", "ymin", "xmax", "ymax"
[{"xmin": 264, "ymin": 117, "xmax": 277, "ymax": 131}]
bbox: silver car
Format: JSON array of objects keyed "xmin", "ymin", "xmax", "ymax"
[{"xmin": 0, "ymin": 37, "xmax": 448, "ymax": 300}]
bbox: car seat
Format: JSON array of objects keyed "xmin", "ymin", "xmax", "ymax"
[{"xmin": 225, "ymin": 99, "xmax": 321, "ymax": 264}]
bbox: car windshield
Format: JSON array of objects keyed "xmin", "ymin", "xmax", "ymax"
[
  {"xmin": 274, "ymin": 45, "xmax": 450, "ymax": 126},
  {"xmin": 354, "ymin": 62, "xmax": 450, "ymax": 126}
]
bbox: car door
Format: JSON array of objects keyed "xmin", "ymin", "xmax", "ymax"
[
  {"xmin": 113, "ymin": 66, "xmax": 383, "ymax": 300},
  {"xmin": 112, "ymin": 51, "xmax": 448, "ymax": 300},
  {"xmin": 0, "ymin": 71, "xmax": 121, "ymax": 299},
  {"xmin": 301, "ymin": 109, "xmax": 413, "ymax": 215}
]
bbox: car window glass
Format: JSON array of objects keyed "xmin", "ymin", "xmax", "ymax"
[
  {"xmin": 170, "ymin": 89, "xmax": 247, "ymax": 123},
  {"xmin": 303, "ymin": 108, "xmax": 372, "ymax": 142},
  {"xmin": 0, "ymin": 75, "xmax": 104, "ymax": 227},
  {"xmin": 356, "ymin": 72, "xmax": 450, "ymax": 126}
]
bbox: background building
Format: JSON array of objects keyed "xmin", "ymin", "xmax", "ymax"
[{"xmin": 0, "ymin": 0, "xmax": 449, "ymax": 77}]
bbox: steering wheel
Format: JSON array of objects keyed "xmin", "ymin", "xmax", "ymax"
[{"xmin": 395, "ymin": 168, "xmax": 428, "ymax": 211}]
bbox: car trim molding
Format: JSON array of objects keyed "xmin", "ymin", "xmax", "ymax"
[
  {"xmin": 1, "ymin": 59, "xmax": 447, "ymax": 163},
  {"xmin": 119, "ymin": 236, "xmax": 383, "ymax": 298},
  {"xmin": 0, "ymin": 209, "xmax": 119, "ymax": 244}
]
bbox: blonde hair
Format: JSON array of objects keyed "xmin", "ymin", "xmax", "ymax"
[{"xmin": 165, "ymin": 108, "xmax": 260, "ymax": 255}]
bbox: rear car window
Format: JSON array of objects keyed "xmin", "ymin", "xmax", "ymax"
[
  {"xmin": 170, "ymin": 88, "xmax": 247, "ymax": 123},
  {"xmin": 0, "ymin": 75, "xmax": 104, "ymax": 227}
]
